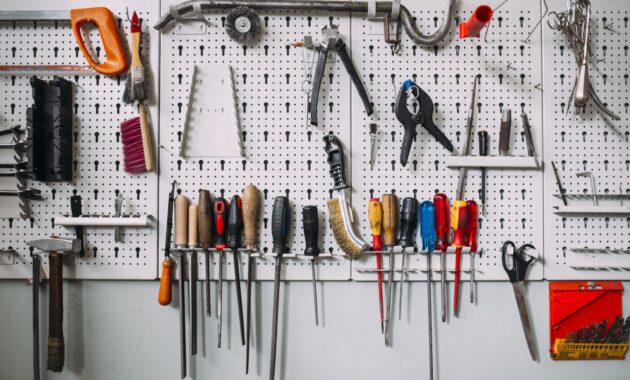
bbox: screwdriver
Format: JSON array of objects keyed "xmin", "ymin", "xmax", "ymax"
[
  {"xmin": 174, "ymin": 194, "xmax": 189, "ymax": 378},
  {"xmin": 188, "ymin": 202, "xmax": 199, "ymax": 356},
  {"xmin": 158, "ymin": 181, "xmax": 177, "ymax": 306},
  {"xmin": 242, "ymin": 184, "xmax": 260, "ymax": 375},
  {"xmin": 382, "ymin": 193, "xmax": 397, "ymax": 345},
  {"xmin": 213, "ymin": 197, "xmax": 228, "ymax": 348},
  {"xmin": 433, "ymin": 193, "xmax": 450, "ymax": 322},
  {"xmin": 197, "ymin": 190, "xmax": 213, "ymax": 317},
  {"xmin": 302, "ymin": 205, "xmax": 321, "ymax": 326},
  {"xmin": 451, "ymin": 200, "xmax": 469, "ymax": 316},
  {"xmin": 269, "ymin": 196, "xmax": 291, "ymax": 380},
  {"xmin": 398, "ymin": 197, "xmax": 418, "ymax": 320},
  {"xmin": 467, "ymin": 200, "xmax": 479, "ymax": 304},
  {"xmin": 419, "ymin": 201, "xmax": 436, "ymax": 380},
  {"xmin": 227, "ymin": 195, "xmax": 246, "ymax": 346},
  {"xmin": 498, "ymin": 108, "xmax": 512, "ymax": 156},
  {"xmin": 368, "ymin": 198, "xmax": 385, "ymax": 333},
  {"xmin": 477, "ymin": 130, "xmax": 488, "ymax": 216}
]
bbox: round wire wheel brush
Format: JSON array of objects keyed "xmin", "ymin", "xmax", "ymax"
[{"xmin": 225, "ymin": 6, "xmax": 262, "ymax": 44}]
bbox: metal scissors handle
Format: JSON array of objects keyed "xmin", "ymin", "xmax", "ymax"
[{"xmin": 502, "ymin": 241, "xmax": 535, "ymax": 283}]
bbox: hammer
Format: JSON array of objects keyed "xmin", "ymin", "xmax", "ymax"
[{"xmin": 27, "ymin": 238, "xmax": 81, "ymax": 373}]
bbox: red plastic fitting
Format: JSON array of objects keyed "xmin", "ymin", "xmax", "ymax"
[{"xmin": 459, "ymin": 5, "xmax": 494, "ymax": 38}]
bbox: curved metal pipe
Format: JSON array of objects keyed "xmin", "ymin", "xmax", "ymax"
[{"xmin": 154, "ymin": 0, "xmax": 456, "ymax": 46}]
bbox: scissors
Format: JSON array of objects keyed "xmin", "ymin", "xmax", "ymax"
[{"xmin": 502, "ymin": 241, "xmax": 537, "ymax": 361}]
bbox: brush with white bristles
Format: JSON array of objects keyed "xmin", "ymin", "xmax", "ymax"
[{"xmin": 323, "ymin": 134, "xmax": 368, "ymax": 258}]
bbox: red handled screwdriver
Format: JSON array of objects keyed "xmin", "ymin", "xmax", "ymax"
[
  {"xmin": 213, "ymin": 197, "xmax": 228, "ymax": 348},
  {"xmin": 433, "ymin": 193, "xmax": 450, "ymax": 322},
  {"xmin": 467, "ymin": 200, "xmax": 479, "ymax": 303}
]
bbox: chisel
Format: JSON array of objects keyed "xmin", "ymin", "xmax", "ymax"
[
  {"xmin": 213, "ymin": 197, "xmax": 228, "ymax": 348},
  {"xmin": 302, "ymin": 205, "xmax": 321, "ymax": 326},
  {"xmin": 174, "ymin": 195, "xmax": 189, "ymax": 378},
  {"xmin": 269, "ymin": 196, "xmax": 291, "ymax": 380},
  {"xmin": 188, "ymin": 202, "xmax": 199, "ymax": 355},
  {"xmin": 242, "ymin": 184, "xmax": 261, "ymax": 375},
  {"xmin": 158, "ymin": 182, "xmax": 177, "ymax": 307},
  {"xmin": 197, "ymin": 190, "xmax": 213, "ymax": 317},
  {"xmin": 227, "ymin": 195, "xmax": 246, "ymax": 346},
  {"xmin": 382, "ymin": 194, "xmax": 397, "ymax": 345}
]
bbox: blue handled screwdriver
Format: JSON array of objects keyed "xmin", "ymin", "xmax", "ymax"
[{"xmin": 420, "ymin": 201, "xmax": 436, "ymax": 380}]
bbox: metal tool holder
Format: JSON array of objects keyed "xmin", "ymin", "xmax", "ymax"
[
  {"xmin": 0, "ymin": 0, "xmax": 160, "ymax": 279},
  {"xmin": 543, "ymin": 0, "xmax": 630, "ymax": 279}
]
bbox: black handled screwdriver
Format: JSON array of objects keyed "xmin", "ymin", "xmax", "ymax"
[
  {"xmin": 269, "ymin": 196, "xmax": 291, "ymax": 380},
  {"xmin": 227, "ymin": 195, "xmax": 246, "ymax": 346},
  {"xmin": 213, "ymin": 197, "xmax": 228, "ymax": 348},
  {"xmin": 478, "ymin": 130, "xmax": 488, "ymax": 216},
  {"xmin": 397, "ymin": 197, "xmax": 418, "ymax": 320},
  {"xmin": 303, "ymin": 206, "xmax": 320, "ymax": 326}
]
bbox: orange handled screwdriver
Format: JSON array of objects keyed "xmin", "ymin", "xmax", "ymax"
[
  {"xmin": 158, "ymin": 181, "xmax": 177, "ymax": 306},
  {"xmin": 433, "ymin": 193, "xmax": 450, "ymax": 322},
  {"xmin": 467, "ymin": 200, "xmax": 479, "ymax": 303},
  {"xmin": 451, "ymin": 200, "xmax": 469, "ymax": 317},
  {"xmin": 368, "ymin": 198, "xmax": 385, "ymax": 333}
]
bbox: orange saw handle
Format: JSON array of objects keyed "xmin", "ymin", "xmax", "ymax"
[{"xmin": 70, "ymin": 7, "xmax": 129, "ymax": 76}]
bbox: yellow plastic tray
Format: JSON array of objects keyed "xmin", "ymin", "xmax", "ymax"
[{"xmin": 552, "ymin": 339, "xmax": 628, "ymax": 360}]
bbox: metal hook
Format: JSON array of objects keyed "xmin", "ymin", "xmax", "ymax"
[{"xmin": 522, "ymin": 0, "xmax": 549, "ymax": 43}]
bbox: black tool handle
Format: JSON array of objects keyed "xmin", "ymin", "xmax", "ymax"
[
  {"xmin": 70, "ymin": 195, "xmax": 85, "ymax": 257},
  {"xmin": 335, "ymin": 40, "xmax": 373, "ymax": 116},
  {"xmin": 478, "ymin": 130, "xmax": 488, "ymax": 157},
  {"xmin": 323, "ymin": 134, "xmax": 349, "ymax": 190},
  {"xmin": 302, "ymin": 206, "xmax": 320, "ymax": 257},
  {"xmin": 309, "ymin": 46, "xmax": 328, "ymax": 126},
  {"xmin": 417, "ymin": 88, "xmax": 453, "ymax": 152},
  {"xmin": 227, "ymin": 195, "xmax": 243, "ymax": 250},
  {"xmin": 398, "ymin": 197, "xmax": 418, "ymax": 248},
  {"xmin": 214, "ymin": 197, "xmax": 228, "ymax": 250},
  {"xmin": 399, "ymin": 122, "xmax": 417, "ymax": 167},
  {"xmin": 164, "ymin": 182, "xmax": 176, "ymax": 258},
  {"xmin": 272, "ymin": 197, "xmax": 291, "ymax": 256}
]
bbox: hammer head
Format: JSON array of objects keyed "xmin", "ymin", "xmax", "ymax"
[{"xmin": 27, "ymin": 238, "xmax": 81, "ymax": 254}]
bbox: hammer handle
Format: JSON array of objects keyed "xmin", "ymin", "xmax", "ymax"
[{"xmin": 48, "ymin": 252, "xmax": 64, "ymax": 372}]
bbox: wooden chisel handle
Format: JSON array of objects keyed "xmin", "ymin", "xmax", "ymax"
[
  {"xmin": 47, "ymin": 252, "xmax": 64, "ymax": 372},
  {"xmin": 197, "ymin": 190, "xmax": 213, "ymax": 249},
  {"xmin": 188, "ymin": 203, "xmax": 199, "ymax": 248},
  {"xmin": 242, "ymin": 184, "xmax": 261, "ymax": 249},
  {"xmin": 175, "ymin": 195, "xmax": 189, "ymax": 248},
  {"xmin": 158, "ymin": 258, "xmax": 173, "ymax": 305},
  {"xmin": 382, "ymin": 194, "xmax": 397, "ymax": 247}
]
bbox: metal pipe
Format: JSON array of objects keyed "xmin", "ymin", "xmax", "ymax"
[{"xmin": 154, "ymin": 0, "xmax": 456, "ymax": 46}]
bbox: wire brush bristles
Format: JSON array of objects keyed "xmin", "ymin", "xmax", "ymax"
[
  {"xmin": 327, "ymin": 197, "xmax": 367, "ymax": 258},
  {"xmin": 225, "ymin": 6, "xmax": 262, "ymax": 44}
]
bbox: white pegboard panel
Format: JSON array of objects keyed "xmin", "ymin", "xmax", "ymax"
[
  {"xmin": 0, "ymin": 0, "xmax": 160, "ymax": 279},
  {"xmin": 158, "ymin": 0, "xmax": 354, "ymax": 281},
  {"xmin": 543, "ymin": 0, "xmax": 630, "ymax": 279},
  {"xmin": 350, "ymin": 0, "xmax": 545, "ymax": 281}
]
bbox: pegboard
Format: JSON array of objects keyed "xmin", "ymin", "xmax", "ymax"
[
  {"xmin": 0, "ymin": 0, "xmax": 160, "ymax": 279},
  {"xmin": 350, "ymin": 0, "xmax": 545, "ymax": 281},
  {"xmin": 542, "ymin": 0, "xmax": 630, "ymax": 279},
  {"xmin": 0, "ymin": 0, "xmax": 627, "ymax": 282},
  {"xmin": 158, "ymin": 0, "xmax": 353, "ymax": 281}
]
